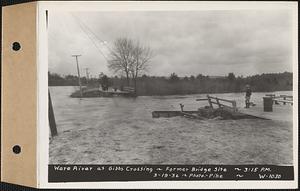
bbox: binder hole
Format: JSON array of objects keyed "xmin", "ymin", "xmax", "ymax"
[
  {"xmin": 12, "ymin": 42, "xmax": 21, "ymax": 51},
  {"xmin": 12, "ymin": 145, "xmax": 21, "ymax": 154}
]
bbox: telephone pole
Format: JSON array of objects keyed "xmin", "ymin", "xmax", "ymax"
[{"xmin": 72, "ymin": 54, "xmax": 83, "ymax": 97}]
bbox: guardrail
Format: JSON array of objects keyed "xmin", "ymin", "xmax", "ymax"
[
  {"xmin": 265, "ymin": 94, "xmax": 293, "ymax": 105},
  {"xmin": 196, "ymin": 95, "xmax": 238, "ymax": 112}
]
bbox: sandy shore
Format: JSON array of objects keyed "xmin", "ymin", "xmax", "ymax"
[{"xmin": 49, "ymin": 117, "xmax": 293, "ymax": 165}]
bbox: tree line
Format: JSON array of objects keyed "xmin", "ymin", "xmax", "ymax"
[
  {"xmin": 49, "ymin": 37, "xmax": 292, "ymax": 95},
  {"xmin": 49, "ymin": 71, "xmax": 293, "ymax": 96}
]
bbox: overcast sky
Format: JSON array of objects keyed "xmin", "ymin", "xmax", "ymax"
[{"xmin": 48, "ymin": 10, "xmax": 294, "ymax": 77}]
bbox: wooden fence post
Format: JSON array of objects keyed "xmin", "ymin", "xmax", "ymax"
[
  {"xmin": 207, "ymin": 95, "xmax": 213, "ymax": 108},
  {"xmin": 232, "ymin": 101, "xmax": 237, "ymax": 112},
  {"xmin": 216, "ymin": 98, "xmax": 221, "ymax": 108},
  {"xmin": 49, "ymin": 91, "xmax": 58, "ymax": 137},
  {"xmin": 179, "ymin": 104, "xmax": 184, "ymax": 112}
]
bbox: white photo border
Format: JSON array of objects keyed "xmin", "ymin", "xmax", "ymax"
[{"xmin": 38, "ymin": 1, "xmax": 298, "ymax": 189}]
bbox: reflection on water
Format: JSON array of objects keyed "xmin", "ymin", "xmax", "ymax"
[{"xmin": 49, "ymin": 86, "xmax": 292, "ymax": 132}]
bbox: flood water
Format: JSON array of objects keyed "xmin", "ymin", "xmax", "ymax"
[
  {"xmin": 49, "ymin": 86, "xmax": 293, "ymax": 165},
  {"xmin": 49, "ymin": 86, "xmax": 292, "ymax": 133}
]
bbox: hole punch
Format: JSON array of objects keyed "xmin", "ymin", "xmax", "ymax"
[
  {"xmin": 12, "ymin": 42, "xmax": 21, "ymax": 51},
  {"xmin": 12, "ymin": 145, "xmax": 21, "ymax": 154}
]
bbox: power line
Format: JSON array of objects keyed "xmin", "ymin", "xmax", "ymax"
[
  {"xmin": 74, "ymin": 17, "xmax": 109, "ymax": 61},
  {"xmin": 72, "ymin": 13, "xmax": 113, "ymax": 52},
  {"xmin": 70, "ymin": 13, "xmax": 111, "ymax": 61}
]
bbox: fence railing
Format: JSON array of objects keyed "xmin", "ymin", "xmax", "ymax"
[
  {"xmin": 265, "ymin": 94, "xmax": 293, "ymax": 105},
  {"xmin": 196, "ymin": 95, "xmax": 238, "ymax": 112}
]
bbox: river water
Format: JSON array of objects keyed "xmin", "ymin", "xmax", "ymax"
[{"xmin": 49, "ymin": 86, "xmax": 292, "ymax": 133}]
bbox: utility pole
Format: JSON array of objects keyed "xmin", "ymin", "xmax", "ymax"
[{"xmin": 72, "ymin": 54, "xmax": 82, "ymax": 97}]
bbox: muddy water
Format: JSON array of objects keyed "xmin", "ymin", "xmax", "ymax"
[
  {"xmin": 49, "ymin": 86, "xmax": 292, "ymax": 133},
  {"xmin": 49, "ymin": 86, "xmax": 293, "ymax": 164}
]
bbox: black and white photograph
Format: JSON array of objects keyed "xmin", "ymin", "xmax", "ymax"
[{"xmin": 47, "ymin": 3, "xmax": 296, "ymax": 177}]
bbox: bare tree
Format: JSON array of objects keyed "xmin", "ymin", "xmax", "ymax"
[
  {"xmin": 129, "ymin": 40, "xmax": 152, "ymax": 93},
  {"xmin": 108, "ymin": 38, "xmax": 135, "ymax": 86},
  {"xmin": 108, "ymin": 37, "xmax": 153, "ymax": 93}
]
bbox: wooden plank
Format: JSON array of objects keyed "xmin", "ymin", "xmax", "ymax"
[
  {"xmin": 273, "ymin": 99, "xmax": 293, "ymax": 104},
  {"xmin": 48, "ymin": 91, "xmax": 58, "ymax": 137},
  {"xmin": 210, "ymin": 101, "xmax": 219, "ymax": 105},
  {"xmin": 207, "ymin": 95, "xmax": 236, "ymax": 104},
  {"xmin": 266, "ymin": 94, "xmax": 292, "ymax": 99},
  {"xmin": 196, "ymin": 98, "xmax": 208, "ymax": 101},
  {"xmin": 216, "ymin": 97, "xmax": 236, "ymax": 104},
  {"xmin": 152, "ymin": 110, "xmax": 200, "ymax": 118},
  {"xmin": 180, "ymin": 112, "xmax": 205, "ymax": 120},
  {"xmin": 280, "ymin": 95, "xmax": 293, "ymax": 98},
  {"xmin": 211, "ymin": 101, "xmax": 230, "ymax": 108},
  {"xmin": 206, "ymin": 95, "xmax": 238, "ymax": 112},
  {"xmin": 271, "ymin": 96, "xmax": 282, "ymax": 99}
]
